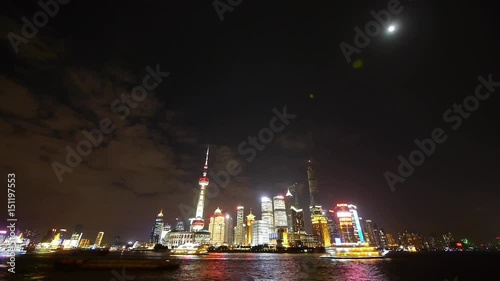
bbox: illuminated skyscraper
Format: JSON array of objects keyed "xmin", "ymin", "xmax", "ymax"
[
  {"xmin": 364, "ymin": 219, "xmax": 376, "ymax": 246},
  {"xmin": 234, "ymin": 206, "xmax": 245, "ymax": 245},
  {"xmin": 246, "ymin": 210, "xmax": 255, "ymax": 246},
  {"xmin": 150, "ymin": 209, "xmax": 164, "ymax": 244},
  {"xmin": 348, "ymin": 204, "xmax": 365, "ymax": 243},
  {"xmin": 59, "ymin": 229, "xmax": 67, "ymax": 242},
  {"xmin": 208, "ymin": 207, "xmax": 225, "ymax": 245},
  {"xmin": 274, "ymin": 195, "xmax": 288, "ymax": 247},
  {"xmin": 291, "ymin": 206, "xmax": 305, "ymax": 233},
  {"xmin": 285, "ymin": 187, "xmax": 294, "ymax": 233},
  {"xmin": 224, "ymin": 213, "xmax": 234, "ymax": 245},
  {"xmin": 69, "ymin": 224, "xmax": 83, "ymax": 248},
  {"xmin": 331, "ymin": 203, "xmax": 356, "ymax": 243},
  {"xmin": 94, "ymin": 232, "xmax": 104, "ymax": 247},
  {"xmin": 190, "ymin": 146, "xmax": 210, "ymax": 232},
  {"xmin": 307, "ymin": 160, "xmax": 331, "ymax": 247},
  {"xmin": 252, "ymin": 220, "xmax": 269, "ymax": 246},
  {"xmin": 261, "ymin": 197, "xmax": 274, "ymax": 235},
  {"xmin": 273, "ymin": 196, "xmax": 287, "ymax": 230},
  {"xmin": 285, "ymin": 184, "xmax": 306, "ymax": 247}
]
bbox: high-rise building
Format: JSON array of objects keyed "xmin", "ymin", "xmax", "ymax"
[
  {"xmin": 348, "ymin": 204, "xmax": 365, "ymax": 243},
  {"xmin": 330, "ymin": 203, "xmax": 356, "ymax": 243},
  {"xmin": 290, "ymin": 206, "xmax": 305, "ymax": 234},
  {"xmin": 252, "ymin": 220, "xmax": 270, "ymax": 246},
  {"xmin": 69, "ymin": 232, "xmax": 82, "ymax": 248},
  {"xmin": 69, "ymin": 224, "xmax": 84, "ymax": 248},
  {"xmin": 286, "ymin": 184, "xmax": 306, "ymax": 247},
  {"xmin": 190, "ymin": 146, "xmax": 210, "ymax": 232},
  {"xmin": 273, "ymin": 196, "xmax": 288, "ymax": 229},
  {"xmin": 246, "ymin": 210, "xmax": 256, "ymax": 246},
  {"xmin": 285, "ymin": 187, "xmax": 294, "ymax": 234},
  {"xmin": 234, "ymin": 206, "xmax": 245, "ymax": 245},
  {"xmin": 94, "ymin": 232, "xmax": 104, "ymax": 247},
  {"xmin": 307, "ymin": 160, "xmax": 331, "ymax": 247},
  {"xmin": 59, "ymin": 229, "xmax": 68, "ymax": 242},
  {"xmin": 273, "ymin": 195, "xmax": 288, "ymax": 247},
  {"xmin": 378, "ymin": 228, "xmax": 387, "ymax": 249},
  {"xmin": 327, "ymin": 210, "xmax": 339, "ymax": 242},
  {"xmin": 224, "ymin": 213, "xmax": 234, "ymax": 245},
  {"xmin": 150, "ymin": 209, "xmax": 164, "ymax": 244},
  {"xmin": 364, "ymin": 219, "xmax": 376, "ymax": 246},
  {"xmin": 208, "ymin": 207, "xmax": 226, "ymax": 245},
  {"xmin": 261, "ymin": 197, "xmax": 274, "ymax": 236}
]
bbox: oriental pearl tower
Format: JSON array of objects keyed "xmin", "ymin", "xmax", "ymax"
[{"xmin": 190, "ymin": 146, "xmax": 210, "ymax": 232}]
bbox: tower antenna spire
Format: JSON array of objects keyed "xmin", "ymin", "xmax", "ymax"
[{"xmin": 205, "ymin": 145, "xmax": 210, "ymax": 166}]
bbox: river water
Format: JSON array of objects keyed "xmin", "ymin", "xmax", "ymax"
[{"xmin": 1, "ymin": 251, "xmax": 498, "ymax": 280}]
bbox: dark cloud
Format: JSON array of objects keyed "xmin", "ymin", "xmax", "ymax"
[{"xmin": 0, "ymin": 32, "xmax": 200, "ymax": 242}]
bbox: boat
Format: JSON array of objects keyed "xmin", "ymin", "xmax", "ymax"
[
  {"xmin": 0, "ymin": 249, "xmax": 26, "ymax": 257},
  {"xmin": 171, "ymin": 243, "xmax": 208, "ymax": 255},
  {"xmin": 0, "ymin": 239, "xmax": 28, "ymax": 257},
  {"xmin": 54, "ymin": 258, "xmax": 180, "ymax": 270},
  {"xmin": 322, "ymin": 243, "xmax": 390, "ymax": 259}
]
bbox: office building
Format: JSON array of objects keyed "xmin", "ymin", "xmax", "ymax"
[{"xmin": 252, "ymin": 220, "xmax": 270, "ymax": 246}]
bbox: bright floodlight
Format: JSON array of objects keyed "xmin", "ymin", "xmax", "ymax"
[{"xmin": 388, "ymin": 25, "xmax": 396, "ymax": 32}]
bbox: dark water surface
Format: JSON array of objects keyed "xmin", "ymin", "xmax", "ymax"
[{"xmin": 2, "ymin": 251, "xmax": 498, "ymax": 281}]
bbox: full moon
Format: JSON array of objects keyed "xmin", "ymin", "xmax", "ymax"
[{"xmin": 387, "ymin": 25, "xmax": 396, "ymax": 33}]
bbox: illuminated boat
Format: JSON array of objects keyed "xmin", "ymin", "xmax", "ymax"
[
  {"xmin": 0, "ymin": 234, "xmax": 28, "ymax": 257},
  {"xmin": 0, "ymin": 248, "xmax": 27, "ymax": 257},
  {"xmin": 171, "ymin": 243, "xmax": 208, "ymax": 255},
  {"xmin": 322, "ymin": 243, "xmax": 389, "ymax": 259}
]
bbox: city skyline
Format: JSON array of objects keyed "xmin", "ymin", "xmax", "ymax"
[
  {"xmin": 1, "ymin": 0, "xmax": 499, "ymax": 247},
  {"xmin": 2, "ymin": 148, "xmax": 499, "ymax": 245}
]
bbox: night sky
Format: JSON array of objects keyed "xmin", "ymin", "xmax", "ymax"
[{"xmin": 1, "ymin": 1, "xmax": 499, "ymax": 244}]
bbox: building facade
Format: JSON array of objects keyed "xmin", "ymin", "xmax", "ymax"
[
  {"xmin": 252, "ymin": 220, "xmax": 270, "ymax": 246},
  {"xmin": 150, "ymin": 209, "xmax": 164, "ymax": 244},
  {"xmin": 234, "ymin": 206, "xmax": 245, "ymax": 245},
  {"xmin": 246, "ymin": 210, "xmax": 255, "ymax": 246},
  {"xmin": 94, "ymin": 232, "xmax": 104, "ymax": 247},
  {"xmin": 208, "ymin": 207, "xmax": 226, "ymax": 245},
  {"xmin": 261, "ymin": 197, "xmax": 274, "ymax": 237},
  {"xmin": 162, "ymin": 230, "xmax": 210, "ymax": 248}
]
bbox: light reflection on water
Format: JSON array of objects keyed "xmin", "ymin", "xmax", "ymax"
[{"xmin": 1, "ymin": 251, "xmax": 493, "ymax": 281}]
